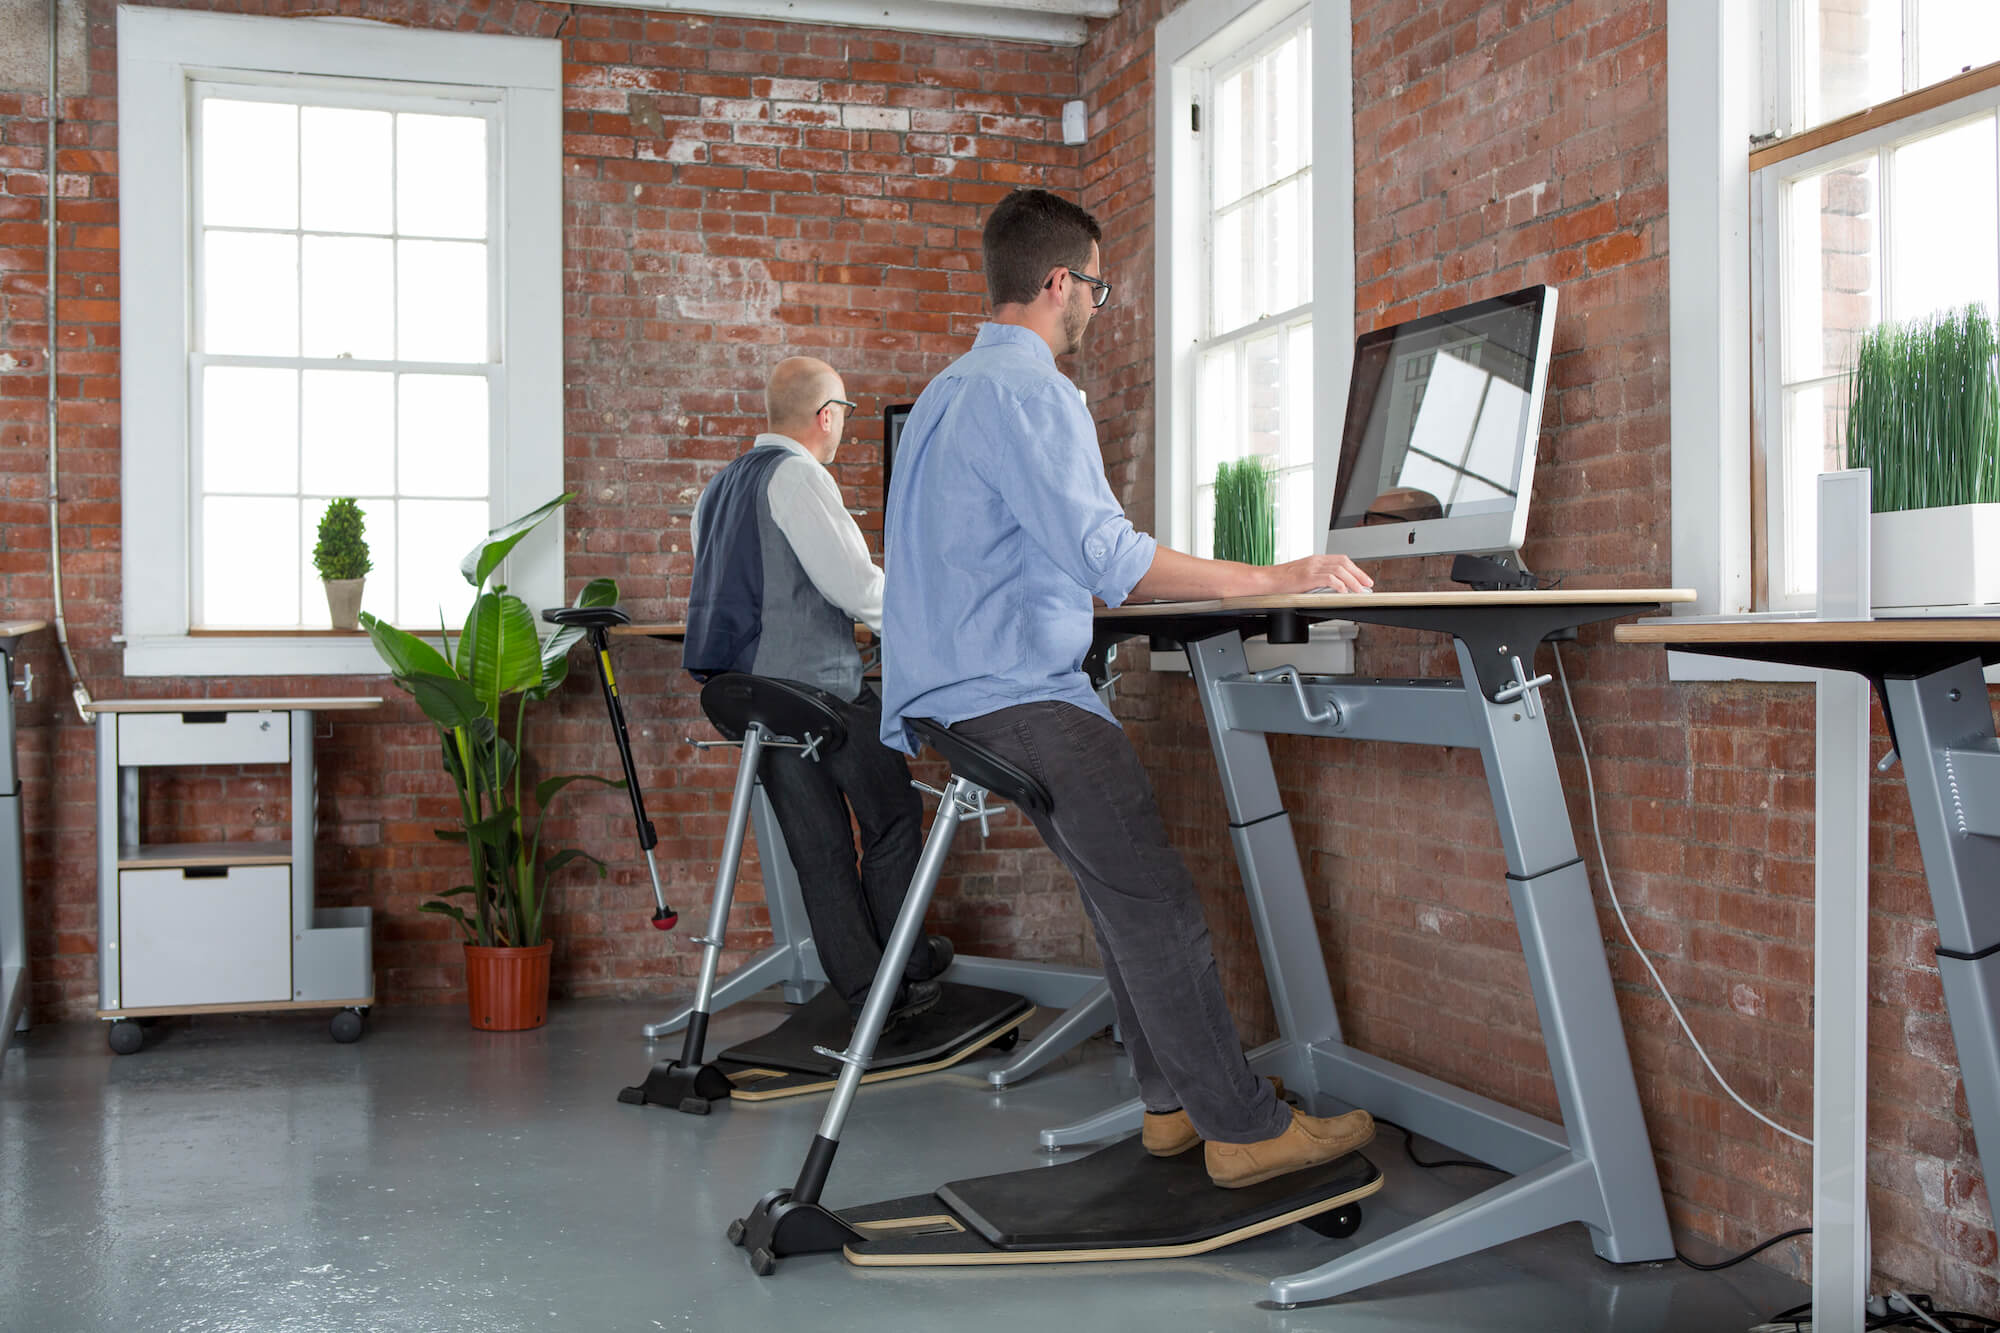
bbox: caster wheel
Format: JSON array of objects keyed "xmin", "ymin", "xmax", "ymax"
[
  {"xmin": 986, "ymin": 1027, "xmax": 1021, "ymax": 1053},
  {"xmin": 725, "ymin": 1219, "xmax": 746, "ymax": 1247},
  {"xmin": 1304, "ymin": 1204, "xmax": 1362, "ymax": 1240},
  {"xmin": 107, "ymin": 1020, "xmax": 145, "ymax": 1055},
  {"xmin": 330, "ymin": 1009, "xmax": 365, "ymax": 1043},
  {"xmin": 750, "ymin": 1247, "xmax": 776, "ymax": 1277}
]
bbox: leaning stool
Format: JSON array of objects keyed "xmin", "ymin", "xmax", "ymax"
[{"xmin": 730, "ymin": 717, "xmax": 1054, "ymax": 1273}]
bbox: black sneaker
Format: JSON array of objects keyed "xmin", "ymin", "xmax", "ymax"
[
  {"xmin": 885, "ymin": 979, "xmax": 943, "ymax": 1028},
  {"xmin": 909, "ymin": 933, "xmax": 955, "ymax": 982}
]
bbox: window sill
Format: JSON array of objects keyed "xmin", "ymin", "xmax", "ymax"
[{"xmin": 122, "ymin": 634, "xmax": 392, "ymax": 678}]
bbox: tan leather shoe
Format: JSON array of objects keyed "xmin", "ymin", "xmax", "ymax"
[
  {"xmin": 1141, "ymin": 1077, "xmax": 1286, "ymax": 1158},
  {"xmin": 1205, "ymin": 1106, "xmax": 1376, "ymax": 1189}
]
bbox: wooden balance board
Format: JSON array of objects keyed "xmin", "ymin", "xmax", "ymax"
[
  {"xmin": 718, "ymin": 983, "xmax": 1035, "ymax": 1102},
  {"xmin": 841, "ymin": 1136, "xmax": 1383, "ymax": 1266}
]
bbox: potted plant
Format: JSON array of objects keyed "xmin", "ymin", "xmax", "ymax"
[
  {"xmin": 314, "ymin": 497, "xmax": 373, "ymax": 630},
  {"xmin": 361, "ymin": 493, "xmax": 623, "ymax": 1031},
  {"xmin": 1846, "ymin": 303, "xmax": 2000, "ymax": 608},
  {"xmin": 1213, "ymin": 456, "xmax": 1276, "ymax": 565}
]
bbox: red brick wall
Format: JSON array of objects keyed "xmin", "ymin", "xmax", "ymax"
[
  {"xmin": 2, "ymin": 0, "xmax": 1087, "ymax": 1021},
  {"xmin": 1076, "ymin": 0, "xmax": 1995, "ymax": 1312}
]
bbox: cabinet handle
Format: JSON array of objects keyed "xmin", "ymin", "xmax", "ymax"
[{"xmin": 181, "ymin": 866, "xmax": 227, "ymax": 879}]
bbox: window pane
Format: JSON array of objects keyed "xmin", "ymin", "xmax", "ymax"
[
  {"xmin": 1213, "ymin": 67, "xmax": 1254, "ymax": 207},
  {"xmin": 1193, "ymin": 483, "xmax": 1216, "ymax": 560},
  {"xmin": 300, "ymin": 496, "xmax": 395, "ymax": 627},
  {"xmin": 202, "ymin": 366, "xmax": 297, "ymax": 495},
  {"xmin": 302, "ymin": 235, "xmax": 394, "ymax": 360},
  {"xmin": 204, "ymin": 231, "xmax": 299, "ymax": 356},
  {"xmin": 1278, "ymin": 465, "xmax": 1314, "ymax": 562},
  {"xmin": 1195, "ymin": 342, "xmax": 1240, "ymax": 485},
  {"xmin": 201, "ymin": 99, "xmax": 297, "ymax": 231},
  {"xmin": 1916, "ymin": 0, "xmax": 2000, "ymax": 89},
  {"xmin": 397, "ymin": 240, "xmax": 489, "ymax": 363},
  {"xmin": 399, "ymin": 500, "xmax": 487, "ymax": 627},
  {"xmin": 1888, "ymin": 117, "xmax": 1999, "ymax": 324},
  {"xmin": 1266, "ymin": 29, "xmax": 1309, "ymax": 183},
  {"xmin": 398, "ymin": 375, "xmax": 489, "ymax": 498},
  {"xmin": 301, "ymin": 370, "xmax": 395, "ymax": 495},
  {"xmin": 1782, "ymin": 377, "xmax": 1856, "ymax": 599},
  {"xmin": 1258, "ymin": 175, "xmax": 1310, "ymax": 322},
  {"xmin": 1810, "ymin": 0, "xmax": 1901, "ymax": 124},
  {"xmin": 1783, "ymin": 158, "xmax": 1879, "ymax": 382},
  {"xmin": 398, "ymin": 114, "xmax": 488, "ymax": 240},
  {"xmin": 1211, "ymin": 204, "xmax": 1253, "ymax": 333},
  {"xmin": 1284, "ymin": 319, "xmax": 1313, "ymax": 470},
  {"xmin": 300, "ymin": 106, "xmax": 393, "ymax": 236},
  {"xmin": 203, "ymin": 496, "xmax": 299, "ymax": 626}
]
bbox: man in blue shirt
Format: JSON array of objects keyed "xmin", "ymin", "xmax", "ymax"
[{"xmin": 882, "ymin": 189, "xmax": 1379, "ymax": 1190}]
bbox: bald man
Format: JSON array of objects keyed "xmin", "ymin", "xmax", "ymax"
[{"xmin": 684, "ymin": 357, "xmax": 948, "ymax": 1025}]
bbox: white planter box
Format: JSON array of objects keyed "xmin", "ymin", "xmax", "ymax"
[{"xmin": 1871, "ymin": 502, "xmax": 2000, "ymax": 610}]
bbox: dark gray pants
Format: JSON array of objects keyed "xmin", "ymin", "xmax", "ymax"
[
  {"xmin": 757, "ymin": 688, "xmax": 928, "ymax": 1010},
  {"xmin": 952, "ymin": 701, "xmax": 1290, "ymax": 1144}
]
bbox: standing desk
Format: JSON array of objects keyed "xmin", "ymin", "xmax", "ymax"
[
  {"xmin": 611, "ymin": 623, "xmax": 1116, "ymax": 1088},
  {"xmin": 1616, "ymin": 618, "xmax": 2000, "ymax": 1333},
  {"xmin": 1078, "ymin": 589, "xmax": 1691, "ymax": 1306},
  {"xmin": 0, "ymin": 621, "xmax": 45, "ymax": 1060}
]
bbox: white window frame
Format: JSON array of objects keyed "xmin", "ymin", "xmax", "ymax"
[
  {"xmin": 1155, "ymin": 0, "xmax": 1352, "ymax": 563},
  {"xmin": 117, "ymin": 7, "xmax": 562, "ymax": 677}
]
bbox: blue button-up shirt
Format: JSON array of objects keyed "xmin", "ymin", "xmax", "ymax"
[{"xmin": 880, "ymin": 323, "xmax": 1158, "ymax": 753}]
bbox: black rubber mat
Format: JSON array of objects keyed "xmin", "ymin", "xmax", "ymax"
[
  {"xmin": 717, "ymin": 982, "xmax": 1032, "ymax": 1076},
  {"xmin": 840, "ymin": 1137, "xmax": 1380, "ymax": 1260}
]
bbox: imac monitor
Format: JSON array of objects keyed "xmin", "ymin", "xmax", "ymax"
[
  {"xmin": 1326, "ymin": 284, "xmax": 1558, "ymax": 561},
  {"xmin": 883, "ymin": 401, "xmax": 913, "ymax": 504}
]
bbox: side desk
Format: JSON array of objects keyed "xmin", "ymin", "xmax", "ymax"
[
  {"xmin": 1617, "ymin": 618, "xmax": 2000, "ymax": 1333},
  {"xmin": 1085, "ymin": 588, "xmax": 1692, "ymax": 1306},
  {"xmin": 0, "ymin": 620, "xmax": 45, "ymax": 1059},
  {"xmin": 609, "ymin": 623, "xmax": 1115, "ymax": 1089}
]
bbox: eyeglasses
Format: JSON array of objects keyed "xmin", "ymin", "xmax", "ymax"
[
  {"xmin": 818, "ymin": 397, "xmax": 858, "ymax": 417},
  {"xmin": 1046, "ymin": 268, "xmax": 1113, "ymax": 308},
  {"xmin": 1065, "ymin": 268, "xmax": 1113, "ymax": 308}
]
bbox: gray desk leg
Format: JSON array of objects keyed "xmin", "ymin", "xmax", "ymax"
[
  {"xmin": 641, "ymin": 783, "xmax": 823, "ymax": 1039},
  {"xmin": 1887, "ymin": 662, "xmax": 2000, "ymax": 1246},
  {"xmin": 0, "ymin": 643, "xmax": 24, "ymax": 1046},
  {"xmin": 96, "ymin": 715, "xmax": 121, "ymax": 1013}
]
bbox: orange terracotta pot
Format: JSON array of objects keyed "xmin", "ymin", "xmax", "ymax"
[{"xmin": 464, "ymin": 942, "xmax": 552, "ymax": 1031}]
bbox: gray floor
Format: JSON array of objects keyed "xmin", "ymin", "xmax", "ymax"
[{"xmin": 2, "ymin": 996, "xmax": 1807, "ymax": 1333}]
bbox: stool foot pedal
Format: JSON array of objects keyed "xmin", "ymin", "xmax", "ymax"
[
  {"xmin": 618, "ymin": 1056, "xmax": 734, "ymax": 1113},
  {"xmin": 732, "ymin": 1187, "xmax": 866, "ymax": 1276}
]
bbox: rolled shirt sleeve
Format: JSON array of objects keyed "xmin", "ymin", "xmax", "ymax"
[{"xmin": 971, "ymin": 381, "xmax": 1157, "ymax": 608}]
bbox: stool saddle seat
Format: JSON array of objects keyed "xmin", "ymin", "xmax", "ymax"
[
  {"xmin": 701, "ymin": 672, "xmax": 849, "ymax": 754},
  {"xmin": 908, "ymin": 718, "xmax": 1052, "ymax": 816},
  {"xmin": 543, "ymin": 605, "xmax": 631, "ymax": 631}
]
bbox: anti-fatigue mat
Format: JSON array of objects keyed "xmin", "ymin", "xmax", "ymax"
[
  {"xmin": 841, "ymin": 1139, "xmax": 1382, "ymax": 1265},
  {"xmin": 717, "ymin": 983, "xmax": 1034, "ymax": 1102}
]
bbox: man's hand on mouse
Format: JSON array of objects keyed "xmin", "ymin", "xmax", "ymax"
[{"xmin": 1262, "ymin": 553, "xmax": 1372, "ymax": 595}]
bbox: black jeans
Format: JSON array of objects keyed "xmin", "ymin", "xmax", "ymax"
[
  {"xmin": 951, "ymin": 701, "xmax": 1291, "ymax": 1144},
  {"xmin": 756, "ymin": 687, "xmax": 928, "ymax": 1009}
]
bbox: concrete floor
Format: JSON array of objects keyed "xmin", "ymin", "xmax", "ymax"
[{"xmin": 1, "ymin": 996, "xmax": 1808, "ymax": 1333}]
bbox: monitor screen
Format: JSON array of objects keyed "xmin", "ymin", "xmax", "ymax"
[
  {"xmin": 884, "ymin": 402, "xmax": 912, "ymax": 498},
  {"xmin": 1326, "ymin": 284, "xmax": 1557, "ymax": 561}
]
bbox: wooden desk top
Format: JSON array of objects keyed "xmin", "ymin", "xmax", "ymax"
[
  {"xmin": 1617, "ymin": 617, "xmax": 2000, "ymax": 646},
  {"xmin": 613, "ymin": 623, "xmax": 687, "ymax": 639},
  {"xmin": 1100, "ymin": 588, "xmax": 1695, "ymax": 619},
  {"xmin": 0, "ymin": 620, "xmax": 47, "ymax": 638},
  {"xmin": 90, "ymin": 697, "xmax": 385, "ymax": 714}
]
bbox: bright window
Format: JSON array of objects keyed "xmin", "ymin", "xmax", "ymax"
[
  {"xmin": 119, "ymin": 9, "xmax": 561, "ymax": 676},
  {"xmin": 1191, "ymin": 17, "xmax": 1315, "ymax": 559},
  {"xmin": 1756, "ymin": 3, "xmax": 2000, "ymax": 607}
]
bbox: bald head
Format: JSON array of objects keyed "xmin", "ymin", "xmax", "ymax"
[{"xmin": 767, "ymin": 357, "xmax": 844, "ymax": 435}]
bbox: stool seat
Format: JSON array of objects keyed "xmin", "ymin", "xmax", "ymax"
[
  {"xmin": 543, "ymin": 605, "xmax": 631, "ymax": 631},
  {"xmin": 908, "ymin": 718, "xmax": 1052, "ymax": 816},
  {"xmin": 701, "ymin": 673, "xmax": 848, "ymax": 753}
]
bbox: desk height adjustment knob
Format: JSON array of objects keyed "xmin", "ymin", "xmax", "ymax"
[{"xmin": 1495, "ymin": 654, "xmax": 1553, "ymax": 719}]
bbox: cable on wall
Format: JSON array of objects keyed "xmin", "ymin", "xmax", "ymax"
[{"xmin": 46, "ymin": 0, "xmax": 93, "ymax": 722}]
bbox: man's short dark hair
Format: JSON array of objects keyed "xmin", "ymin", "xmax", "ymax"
[{"xmin": 982, "ymin": 189, "xmax": 1103, "ymax": 308}]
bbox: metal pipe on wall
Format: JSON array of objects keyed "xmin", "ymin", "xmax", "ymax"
[{"xmin": 46, "ymin": 0, "xmax": 93, "ymax": 722}]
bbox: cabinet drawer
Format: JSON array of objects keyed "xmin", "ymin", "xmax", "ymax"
[
  {"xmin": 118, "ymin": 710, "xmax": 289, "ymax": 767},
  {"xmin": 119, "ymin": 865, "xmax": 291, "ymax": 1008}
]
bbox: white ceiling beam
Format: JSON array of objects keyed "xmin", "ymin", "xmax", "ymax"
[{"xmin": 584, "ymin": 0, "xmax": 1105, "ymax": 46}]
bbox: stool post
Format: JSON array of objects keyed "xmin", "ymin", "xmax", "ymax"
[
  {"xmin": 794, "ymin": 773, "xmax": 974, "ymax": 1206},
  {"xmin": 680, "ymin": 723, "xmax": 767, "ymax": 1070},
  {"xmin": 583, "ymin": 625, "xmax": 677, "ymax": 930}
]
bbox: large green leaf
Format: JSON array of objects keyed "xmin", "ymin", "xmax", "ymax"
[
  {"xmin": 465, "ymin": 807, "xmax": 520, "ymax": 851},
  {"xmin": 405, "ymin": 670, "xmax": 483, "ymax": 730},
  {"xmin": 535, "ymin": 772, "xmax": 623, "ymax": 809},
  {"xmin": 361, "ymin": 612, "xmax": 455, "ymax": 680},
  {"xmin": 460, "ymin": 493, "xmax": 574, "ymax": 591},
  {"xmin": 540, "ymin": 847, "xmax": 608, "ymax": 880},
  {"xmin": 457, "ymin": 592, "xmax": 543, "ymax": 706}
]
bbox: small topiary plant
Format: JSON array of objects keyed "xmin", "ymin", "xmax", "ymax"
[{"xmin": 313, "ymin": 498, "xmax": 373, "ymax": 581}]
